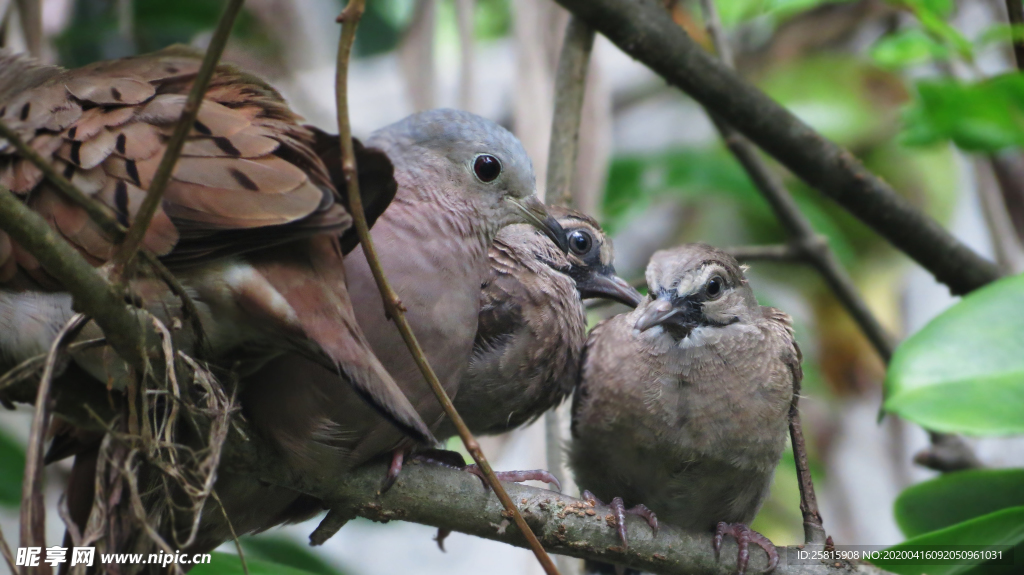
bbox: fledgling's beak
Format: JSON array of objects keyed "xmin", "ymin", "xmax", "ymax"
[
  {"xmin": 576, "ymin": 269, "xmax": 643, "ymax": 308},
  {"xmin": 508, "ymin": 196, "xmax": 569, "ymax": 253},
  {"xmin": 634, "ymin": 297, "xmax": 696, "ymax": 333}
]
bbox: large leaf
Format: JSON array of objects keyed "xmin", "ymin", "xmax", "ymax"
[
  {"xmin": 191, "ymin": 552, "xmax": 322, "ymax": 575},
  {"xmin": 872, "ymin": 507, "xmax": 1024, "ymax": 575},
  {"xmin": 0, "ymin": 428, "xmax": 25, "ymax": 508},
  {"xmin": 896, "ymin": 469, "xmax": 1024, "ymax": 538},
  {"xmin": 884, "ymin": 273, "xmax": 1024, "ymax": 435}
]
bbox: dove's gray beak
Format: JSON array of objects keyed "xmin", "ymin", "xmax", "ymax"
[
  {"xmin": 576, "ymin": 269, "xmax": 643, "ymax": 308},
  {"xmin": 634, "ymin": 297, "xmax": 698, "ymax": 334},
  {"xmin": 509, "ymin": 196, "xmax": 568, "ymax": 253}
]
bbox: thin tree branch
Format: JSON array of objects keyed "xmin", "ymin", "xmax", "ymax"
[
  {"xmin": 13, "ymin": 0, "xmax": 39, "ymax": 57},
  {"xmin": 542, "ymin": 18, "xmax": 597, "ymax": 544},
  {"xmin": 546, "ymin": 16, "xmax": 595, "ymax": 208},
  {"xmin": 455, "ymin": 0, "xmax": 475, "ymax": 112},
  {"xmin": 725, "ymin": 243, "xmax": 804, "ymax": 262},
  {"xmin": 0, "ymin": 186, "xmax": 147, "ymax": 371},
  {"xmin": 113, "ymin": 0, "xmax": 245, "ymax": 273},
  {"xmin": 0, "ymin": 119, "xmax": 208, "ymax": 354},
  {"xmin": 332, "ymin": 2, "xmax": 559, "ymax": 573},
  {"xmin": 0, "ymin": 521, "xmax": 18, "ymax": 575},
  {"xmin": 553, "ymin": 0, "xmax": 1001, "ymax": 296},
  {"xmin": 1005, "ymin": 0, "xmax": 1024, "ymax": 70}
]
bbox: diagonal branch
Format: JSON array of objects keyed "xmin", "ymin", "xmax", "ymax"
[
  {"xmin": 553, "ymin": 0, "xmax": 1001, "ymax": 296},
  {"xmin": 696, "ymin": 0, "xmax": 894, "ymax": 364},
  {"xmin": 332, "ymin": 2, "xmax": 559, "ymax": 574},
  {"xmin": 0, "ymin": 185, "xmax": 147, "ymax": 371},
  {"xmin": 113, "ymin": 0, "xmax": 245, "ymax": 273}
]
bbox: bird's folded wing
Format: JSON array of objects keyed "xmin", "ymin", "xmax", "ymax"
[{"xmin": 0, "ymin": 45, "xmax": 351, "ymax": 282}]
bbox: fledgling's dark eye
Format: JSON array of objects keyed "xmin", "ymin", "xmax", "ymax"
[
  {"xmin": 568, "ymin": 230, "xmax": 593, "ymax": 255},
  {"xmin": 473, "ymin": 154, "xmax": 502, "ymax": 182},
  {"xmin": 705, "ymin": 276, "xmax": 724, "ymax": 299}
]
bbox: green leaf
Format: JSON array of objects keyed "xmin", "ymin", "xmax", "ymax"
[
  {"xmin": 896, "ymin": 0, "xmax": 973, "ymax": 58},
  {"xmin": 885, "ymin": 273, "xmax": 1024, "ymax": 435},
  {"xmin": 0, "ymin": 428, "xmax": 25, "ymax": 508},
  {"xmin": 870, "ymin": 29, "xmax": 951, "ymax": 69},
  {"xmin": 896, "ymin": 469, "xmax": 1024, "ymax": 538},
  {"xmin": 901, "ymin": 74, "xmax": 1024, "ymax": 153},
  {"xmin": 872, "ymin": 507, "xmax": 1024, "ymax": 575},
  {"xmin": 240, "ymin": 536, "xmax": 347, "ymax": 575},
  {"xmin": 191, "ymin": 552, "xmax": 322, "ymax": 575}
]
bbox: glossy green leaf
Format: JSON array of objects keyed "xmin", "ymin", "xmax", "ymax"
[
  {"xmin": 902, "ymin": 74, "xmax": 1024, "ymax": 152},
  {"xmin": 896, "ymin": 469, "xmax": 1024, "ymax": 538},
  {"xmin": 872, "ymin": 507, "xmax": 1024, "ymax": 575},
  {"xmin": 191, "ymin": 552, "xmax": 322, "ymax": 575},
  {"xmin": 0, "ymin": 428, "xmax": 25, "ymax": 508},
  {"xmin": 871, "ymin": 29, "xmax": 951, "ymax": 69},
  {"xmin": 885, "ymin": 273, "xmax": 1024, "ymax": 435},
  {"xmin": 240, "ymin": 536, "xmax": 347, "ymax": 575}
]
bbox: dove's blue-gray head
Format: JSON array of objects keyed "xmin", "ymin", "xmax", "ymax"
[{"xmin": 368, "ymin": 108, "xmax": 567, "ymax": 251}]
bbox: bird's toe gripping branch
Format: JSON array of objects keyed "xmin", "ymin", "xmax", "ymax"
[
  {"xmin": 582, "ymin": 490, "xmax": 659, "ymax": 548},
  {"xmin": 714, "ymin": 521, "xmax": 779, "ymax": 575}
]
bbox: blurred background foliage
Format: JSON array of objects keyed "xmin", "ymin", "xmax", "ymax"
[{"xmin": 2, "ymin": 0, "xmax": 1024, "ymax": 573}]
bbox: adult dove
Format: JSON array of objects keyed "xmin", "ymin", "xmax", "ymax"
[
  {"xmin": 0, "ymin": 46, "xmax": 429, "ymax": 440},
  {"xmin": 569, "ymin": 243, "xmax": 798, "ymax": 575}
]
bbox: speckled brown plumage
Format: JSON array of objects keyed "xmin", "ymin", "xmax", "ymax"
[
  {"xmin": 437, "ymin": 207, "xmax": 639, "ymax": 439},
  {"xmin": 570, "ymin": 243, "xmax": 798, "ymax": 574}
]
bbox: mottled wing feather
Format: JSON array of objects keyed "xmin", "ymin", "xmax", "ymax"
[{"xmin": 0, "ymin": 45, "xmax": 349, "ymax": 277}]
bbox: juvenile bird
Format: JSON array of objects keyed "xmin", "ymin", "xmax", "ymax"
[
  {"xmin": 437, "ymin": 207, "xmax": 641, "ymax": 440},
  {"xmin": 569, "ymin": 244, "xmax": 798, "ymax": 575},
  {"xmin": 241, "ymin": 109, "xmax": 566, "ymax": 498}
]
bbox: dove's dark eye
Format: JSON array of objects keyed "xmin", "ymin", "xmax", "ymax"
[
  {"xmin": 705, "ymin": 276, "xmax": 724, "ymax": 299},
  {"xmin": 473, "ymin": 154, "xmax": 502, "ymax": 182},
  {"xmin": 568, "ymin": 230, "xmax": 593, "ymax": 255}
]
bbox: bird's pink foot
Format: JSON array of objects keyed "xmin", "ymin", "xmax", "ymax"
[
  {"xmin": 582, "ymin": 490, "xmax": 659, "ymax": 548},
  {"xmin": 463, "ymin": 465, "xmax": 561, "ymax": 491},
  {"xmin": 379, "ymin": 448, "xmax": 407, "ymax": 493},
  {"xmin": 713, "ymin": 522, "xmax": 778, "ymax": 575}
]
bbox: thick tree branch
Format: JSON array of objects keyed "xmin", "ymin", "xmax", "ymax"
[
  {"xmin": 553, "ymin": 0, "xmax": 1001, "ymax": 296},
  {"xmin": 222, "ymin": 435, "xmax": 892, "ymax": 575},
  {"xmin": 332, "ymin": 2, "xmax": 558, "ymax": 573}
]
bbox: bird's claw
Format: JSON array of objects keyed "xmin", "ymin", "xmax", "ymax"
[
  {"xmin": 463, "ymin": 465, "xmax": 562, "ymax": 491},
  {"xmin": 582, "ymin": 490, "xmax": 659, "ymax": 548},
  {"xmin": 714, "ymin": 522, "xmax": 778, "ymax": 575}
]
